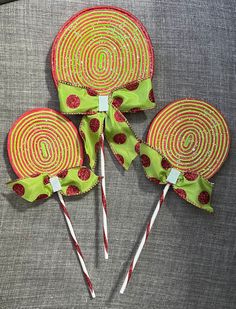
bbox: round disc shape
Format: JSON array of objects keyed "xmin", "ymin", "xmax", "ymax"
[
  {"xmin": 51, "ymin": 6, "xmax": 154, "ymax": 95},
  {"xmin": 8, "ymin": 108, "xmax": 83, "ymax": 178},
  {"xmin": 147, "ymin": 99, "xmax": 230, "ymax": 179}
]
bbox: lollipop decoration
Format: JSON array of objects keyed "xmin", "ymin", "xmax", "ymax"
[
  {"xmin": 7, "ymin": 108, "xmax": 100, "ymax": 298},
  {"xmin": 120, "ymin": 99, "xmax": 230, "ymax": 293},
  {"xmin": 51, "ymin": 6, "xmax": 156, "ymax": 259}
]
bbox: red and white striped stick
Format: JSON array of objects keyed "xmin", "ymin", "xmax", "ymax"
[
  {"xmin": 120, "ymin": 183, "xmax": 171, "ymax": 294},
  {"xmin": 57, "ymin": 192, "xmax": 96, "ymax": 298},
  {"xmin": 100, "ymin": 133, "xmax": 108, "ymax": 259}
]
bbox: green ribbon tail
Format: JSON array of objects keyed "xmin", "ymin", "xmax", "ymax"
[
  {"xmin": 173, "ymin": 176, "xmax": 214, "ymax": 213},
  {"xmin": 140, "ymin": 143, "xmax": 214, "ymax": 213},
  {"xmin": 7, "ymin": 173, "xmax": 53, "ymax": 202},
  {"xmin": 105, "ymin": 105, "xmax": 139, "ymax": 170},
  {"xmin": 79, "ymin": 113, "xmax": 106, "ymax": 169}
]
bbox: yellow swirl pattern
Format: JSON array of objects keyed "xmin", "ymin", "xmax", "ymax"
[
  {"xmin": 8, "ymin": 108, "xmax": 83, "ymax": 178},
  {"xmin": 147, "ymin": 99, "xmax": 230, "ymax": 179},
  {"xmin": 51, "ymin": 7, "xmax": 154, "ymax": 94}
]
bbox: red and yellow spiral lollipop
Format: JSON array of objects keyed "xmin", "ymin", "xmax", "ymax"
[
  {"xmin": 51, "ymin": 6, "xmax": 154, "ymax": 95},
  {"xmin": 52, "ymin": 6, "xmax": 155, "ymax": 260},
  {"xmin": 7, "ymin": 108, "xmax": 100, "ymax": 297},
  {"xmin": 147, "ymin": 99, "xmax": 230, "ymax": 179},
  {"xmin": 120, "ymin": 100, "xmax": 230, "ymax": 293},
  {"xmin": 8, "ymin": 108, "xmax": 83, "ymax": 178}
]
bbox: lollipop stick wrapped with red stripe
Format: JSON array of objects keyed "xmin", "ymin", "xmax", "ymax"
[
  {"xmin": 7, "ymin": 108, "xmax": 100, "ymax": 298},
  {"xmin": 120, "ymin": 99, "xmax": 230, "ymax": 293}
]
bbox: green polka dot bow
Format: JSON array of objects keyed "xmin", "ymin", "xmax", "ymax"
[
  {"xmin": 140, "ymin": 143, "xmax": 214, "ymax": 212},
  {"xmin": 58, "ymin": 78, "xmax": 155, "ymax": 169},
  {"xmin": 7, "ymin": 166, "xmax": 100, "ymax": 202}
]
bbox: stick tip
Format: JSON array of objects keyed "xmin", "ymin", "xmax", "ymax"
[
  {"xmin": 120, "ymin": 289, "xmax": 124, "ymax": 294},
  {"xmin": 91, "ymin": 291, "xmax": 96, "ymax": 299},
  {"xmin": 120, "ymin": 286, "xmax": 125, "ymax": 294}
]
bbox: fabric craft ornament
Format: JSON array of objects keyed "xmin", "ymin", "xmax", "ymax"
[
  {"xmin": 120, "ymin": 99, "xmax": 230, "ymax": 293},
  {"xmin": 51, "ymin": 6, "xmax": 156, "ymax": 259},
  {"xmin": 7, "ymin": 108, "xmax": 100, "ymax": 298}
]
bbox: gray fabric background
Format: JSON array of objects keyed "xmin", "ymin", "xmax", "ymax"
[{"xmin": 0, "ymin": 0, "xmax": 235, "ymax": 308}]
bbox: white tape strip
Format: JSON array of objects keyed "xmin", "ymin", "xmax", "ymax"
[
  {"xmin": 99, "ymin": 96, "xmax": 109, "ymax": 112},
  {"xmin": 166, "ymin": 168, "xmax": 181, "ymax": 184},
  {"xmin": 50, "ymin": 176, "xmax": 62, "ymax": 192}
]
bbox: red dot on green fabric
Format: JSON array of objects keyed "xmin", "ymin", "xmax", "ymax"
[
  {"xmin": 87, "ymin": 88, "xmax": 97, "ymax": 96},
  {"xmin": 57, "ymin": 170, "xmax": 68, "ymax": 178},
  {"xmin": 66, "ymin": 185, "xmax": 80, "ymax": 196},
  {"xmin": 135, "ymin": 142, "xmax": 140, "ymax": 154},
  {"xmin": 66, "ymin": 95, "xmax": 80, "ymax": 108},
  {"xmin": 114, "ymin": 111, "xmax": 125, "ymax": 122},
  {"xmin": 141, "ymin": 154, "xmax": 151, "ymax": 167},
  {"xmin": 112, "ymin": 97, "xmax": 123, "ymax": 108},
  {"xmin": 89, "ymin": 118, "xmax": 100, "ymax": 132},
  {"xmin": 113, "ymin": 133, "xmax": 127, "ymax": 144},
  {"xmin": 43, "ymin": 176, "xmax": 50, "ymax": 185},
  {"xmin": 115, "ymin": 154, "xmax": 124, "ymax": 165},
  {"xmin": 13, "ymin": 183, "xmax": 25, "ymax": 196},
  {"xmin": 175, "ymin": 189, "xmax": 187, "ymax": 199},
  {"xmin": 198, "ymin": 191, "xmax": 210, "ymax": 204},
  {"xmin": 161, "ymin": 158, "xmax": 171, "ymax": 170},
  {"xmin": 36, "ymin": 194, "xmax": 49, "ymax": 200},
  {"xmin": 149, "ymin": 89, "xmax": 155, "ymax": 102},
  {"xmin": 125, "ymin": 81, "xmax": 139, "ymax": 91},
  {"xmin": 184, "ymin": 171, "xmax": 198, "ymax": 181},
  {"xmin": 78, "ymin": 167, "xmax": 91, "ymax": 181},
  {"xmin": 149, "ymin": 177, "xmax": 160, "ymax": 184}
]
